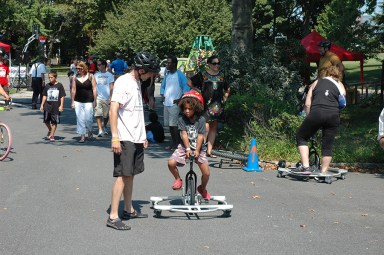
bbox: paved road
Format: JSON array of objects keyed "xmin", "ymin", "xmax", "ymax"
[{"xmin": 1, "ymin": 76, "xmax": 383, "ymax": 254}]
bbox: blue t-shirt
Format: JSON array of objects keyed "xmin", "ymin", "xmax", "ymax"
[{"xmin": 110, "ymin": 59, "xmax": 127, "ymax": 75}]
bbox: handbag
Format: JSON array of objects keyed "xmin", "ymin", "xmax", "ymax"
[{"xmin": 324, "ymin": 77, "xmax": 346, "ymax": 109}]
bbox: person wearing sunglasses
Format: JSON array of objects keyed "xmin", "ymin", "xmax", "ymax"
[
  {"xmin": 188, "ymin": 55, "xmax": 230, "ymax": 157},
  {"xmin": 71, "ymin": 61, "xmax": 97, "ymax": 143}
]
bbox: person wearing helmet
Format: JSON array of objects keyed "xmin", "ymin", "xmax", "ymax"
[
  {"xmin": 107, "ymin": 51, "xmax": 160, "ymax": 230},
  {"xmin": 317, "ymin": 40, "xmax": 345, "ymax": 81},
  {"xmin": 167, "ymin": 91, "xmax": 211, "ymax": 200},
  {"xmin": 160, "ymin": 55, "xmax": 191, "ymax": 150}
]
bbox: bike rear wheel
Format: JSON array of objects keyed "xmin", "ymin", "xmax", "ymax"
[
  {"xmin": 186, "ymin": 178, "xmax": 195, "ymax": 205},
  {"xmin": 211, "ymin": 149, "xmax": 248, "ymax": 162},
  {"xmin": 0, "ymin": 123, "xmax": 12, "ymax": 161}
]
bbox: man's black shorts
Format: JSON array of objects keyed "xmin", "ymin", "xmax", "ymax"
[{"xmin": 113, "ymin": 141, "xmax": 144, "ymax": 177}]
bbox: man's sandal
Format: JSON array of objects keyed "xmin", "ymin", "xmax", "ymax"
[
  {"xmin": 106, "ymin": 218, "xmax": 131, "ymax": 230},
  {"xmin": 122, "ymin": 210, "xmax": 148, "ymax": 220}
]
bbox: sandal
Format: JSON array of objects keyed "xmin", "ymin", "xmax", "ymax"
[
  {"xmin": 172, "ymin": 179, "xmax": 182, "ymax": 190},
  {"xmin": 122, "ymin": 210, "xmax": 148, "ymax": 220},
  {"xmin": 79, "ymin": 135, "xmax": 85, "ymax": 143},
  {"xmin": 106, "ymin": 218, "xmax": 131, "ymax": 230}
]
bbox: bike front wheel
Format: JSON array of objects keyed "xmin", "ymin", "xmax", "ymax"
[
  {"xmin": 186, "ymin": 178, "xmax": 196, "ymax": 205},
  {"xmin": 0, "ymin": 123, "xmax": 12, "ymax": 161}
]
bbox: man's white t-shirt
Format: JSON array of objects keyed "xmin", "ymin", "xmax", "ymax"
[
  {"xmin": 95, "ymin": 71, "xmax": 114, "ymax": 100},
  {"xmin": 111, "ymin": 74, "xmax": 146, "ymax": 143},
  {"xmin": 163, "ymin": 72, "xmax": 182, "ymax": 107},
  {"xmin": 29, "ymin": 62, "xmax": 46, "ymax": 77}
]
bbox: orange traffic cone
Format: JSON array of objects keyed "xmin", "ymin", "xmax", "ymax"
[{"xmin": 242, "ymin": 138, "xmax": 262, "ymax": 172}]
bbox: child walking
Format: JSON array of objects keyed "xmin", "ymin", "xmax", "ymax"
[
  {"xmin": 168, "ymin": 91, "xmax": 211, "ymax": 199},
  {"xmin": 40, "ymin": 71, "xmax": 66, "ymax": 141}
]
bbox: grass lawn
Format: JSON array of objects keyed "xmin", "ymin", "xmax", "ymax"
[{"xmin": 310, "ymin": 53, "xmax": 383, "ymax": 86}]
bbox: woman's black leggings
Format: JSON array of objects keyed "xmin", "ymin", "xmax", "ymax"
[{"xmin": 296, "ymin": 109, "xmax": 340, "ymax": 156}]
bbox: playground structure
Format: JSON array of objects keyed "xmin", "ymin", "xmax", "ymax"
[{"xmin": 184, "ymin": 35, "xmax": 215, "ymax": 77}]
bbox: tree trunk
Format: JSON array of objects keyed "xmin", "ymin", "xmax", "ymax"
[{"xmin": 231, "ymin": 0, "xmax": 253, "ymax": 53}]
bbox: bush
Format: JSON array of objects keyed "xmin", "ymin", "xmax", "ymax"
[{"xmin": 218, "ymin": 42, "xmax": 306, "ymax": 159}]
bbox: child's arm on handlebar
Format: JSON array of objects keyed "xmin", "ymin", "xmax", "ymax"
[
  {"xmin": 194, "ymin": 134, "xmax": 205, "ymax": 158},
  {"xmin": 180, "ymin": 130, "xmax": 192, "ymax": 158}
]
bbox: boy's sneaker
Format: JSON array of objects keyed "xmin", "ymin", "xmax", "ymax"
[
  {"xmin": 49, "ymin": 135, "xmax": 55, "ymax": 142},
  {"xmin": 197, "ymin": 185, "xmax": 211, "ymax": 200},
  {"xmin": 46, "ymin": 132, "xmax": 51, "ymax": 139},
  {"xmin": 292, "ymin": 165, "xmax": 312, "ymax": 174},
  {"xmin": 97, "ymin": 130, "xmax": 103, "ymax": 137}
]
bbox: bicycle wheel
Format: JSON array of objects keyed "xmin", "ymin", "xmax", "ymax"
[
  {"xmin": 309, "ymin": 151, "xmax": 320, "ymax": 169},
  {"xmin": 186, "ymin": 178, "xmax": 195, "ymax": 205},
  {"xmin": 211, "ymin": 149, "xmax": 248, "ymax": 162},
  {"xmin": 0, "ymin": 123, "xmax": 12, "ymax": 161}
]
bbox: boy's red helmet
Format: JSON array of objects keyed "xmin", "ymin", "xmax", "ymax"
[{"xmin": 181, "ymin": 91, "xmax": 204, "ymax": 105}]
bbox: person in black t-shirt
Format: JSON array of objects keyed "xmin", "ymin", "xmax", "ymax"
[{"xmin": 40, "ymin": 71, "xmax": 66, "ymax": 142}]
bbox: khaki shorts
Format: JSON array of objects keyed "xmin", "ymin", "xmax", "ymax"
[{"xmin": 94, "ymin": 98, "xmax": 109, "ymax": 118}]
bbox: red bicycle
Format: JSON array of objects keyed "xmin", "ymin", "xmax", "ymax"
[{"xmin": 0, "ymin": 122, "xmax": 12, "ymax": 161}]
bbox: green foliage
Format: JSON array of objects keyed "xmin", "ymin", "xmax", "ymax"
[
  {"xmin": 91, "ymin": 0, "xmax": 232, "ymax": 59},
  {"xmin": 219, "ymin": 42, "xmax": 304, "ymax": 159},
  {"xmin": 316, "ymin": 0, "xmax": 381, "ymax": 59}
]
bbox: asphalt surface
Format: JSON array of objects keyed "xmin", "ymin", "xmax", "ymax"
[{"xmin": 1, "ymin": 76, "xmax": 384, "ymax": 255}]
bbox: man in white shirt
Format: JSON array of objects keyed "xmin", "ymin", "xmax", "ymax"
[
  {"xmin": 107, "ymin": 52, "xmax": 160, "ymax": 231},
  {"xmin": 29, "ymin": 58, "xmax": 46, "ymax": 109},
  {"xmin": 94, "ymin": 59, "xmax": 114, "ymax": 137}
]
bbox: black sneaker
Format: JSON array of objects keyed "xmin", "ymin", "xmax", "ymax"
[
  {"xmin": 292, "ymin": 166, "xmax": 312, "ymax": 174},
  {"xmin": 121, "ymin": 210, "xmax": 148, "ymax": 220}
]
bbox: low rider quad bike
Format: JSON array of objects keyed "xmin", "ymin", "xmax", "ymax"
[
  {"xmin": 150, "ymin": 154, "xmax": 233, "ymax": 218},
  {"xmin": 276, "ymin": 138, "xmax": 347, "ymax": 184}
]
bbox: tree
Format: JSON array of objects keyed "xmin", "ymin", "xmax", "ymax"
[
  {"xmin": 316, "ymin": 0, "xmax": 380, "ymax": 58},
  {"xmin": 91, "ymin": 0, "xmax": 232, "ymax": 59},
  {"xmin": 231, "ymin": 0, "xmax": 254, "ymax": 52}
]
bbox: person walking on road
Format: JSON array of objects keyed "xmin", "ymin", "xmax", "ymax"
[
  {"xmin": 94, "ymin": 59, "xmax": 114, "ymax": 137},
  {"xmin": 188, "ymin": 55, "xmax": 230, "ymax": 157},
  {"xmin": 29, "ymin": 57, "xmax": 46, "ymax": 109},
  {"xmin": 160, "ymin": 55, "xmax": 190, "ymax": 150},
  {"xmin": 40, "ymin": 71, "xmax": 66, "ymax": 141},
  {"xmin": 71, "ymin": 61, "xmax": 97, "ymax": 143},
  {"xmin": 109, "ymin": 52, "xmax": 128, "ymax": 80},
  {"xmin": 106, "ymin": 52, "xmax": 160, "ymax": 230},
  {"xmin": 0, "ymin": 54, "xmax": 11, "ymax": 108}
]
